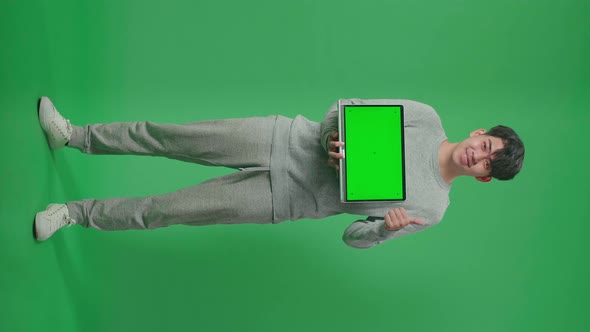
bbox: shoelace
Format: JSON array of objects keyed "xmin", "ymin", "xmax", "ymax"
[
  {"xmin": 49, "ymin": 118, "xmax": 72, "ymax": 140},
  {"xmin": 65, "ymin": 119, "xmax": 72, "ymax": 134},
  {"xmin": 50, "ymin": 104, "xmax": 72, "ymax": 138},
  {"xmin": 49, "ymin": 214, "xmax": 77, "ymax": 232}
]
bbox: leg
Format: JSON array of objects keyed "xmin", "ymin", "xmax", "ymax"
[
  {"xmin": 66, "ymin": 170, "xmax": 274, "ymax": 230},
  {"xmin": 67, "ymin": 117, "xmax": 277, "ymax": 168}
]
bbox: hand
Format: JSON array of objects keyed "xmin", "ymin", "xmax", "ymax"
[
  {"xmin": 327, "ymin": 131, "xmax": 344, "ymax": 175},
  {"xmin": 384, "ymin": 208, "xmax": 425, "ymax": 231}
]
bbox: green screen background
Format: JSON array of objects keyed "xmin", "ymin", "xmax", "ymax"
[
  {"xmin": 345, "ymin": 106, "xmax": 404, "ymax": 200},
  {"xmin": 1, "ymin": 1, "xmax": 588, "ymax": 331}
]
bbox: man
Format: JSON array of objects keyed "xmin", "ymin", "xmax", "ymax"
[{"xmin": 34, "ymin": 97, "xmax": 525, "ymax": 248}]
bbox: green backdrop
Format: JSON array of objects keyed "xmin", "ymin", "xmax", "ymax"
[{"xmin": 1, "ymin": 1, "xmax": 588, "ymax": 331}]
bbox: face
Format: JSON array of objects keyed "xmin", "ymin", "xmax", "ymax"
[{"xmin": 453, "ymin": 129, "xmax": 505, "ymax": 181}]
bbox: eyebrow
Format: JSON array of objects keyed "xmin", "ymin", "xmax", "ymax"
[{"xmin": 488, "ymin": 138, "xmax": 493, "ymax": 172}]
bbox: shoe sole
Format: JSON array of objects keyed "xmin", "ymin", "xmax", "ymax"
[
  {"xmin": 33, "ymin": 212, "xmax": 40, "ymax": 241},
  {"xmin": 33, "ymin": 215, "xmax": 38, "ymax": 240}
]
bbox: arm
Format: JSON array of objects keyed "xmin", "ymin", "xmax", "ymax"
[{"xmin": 342, "ymin": 209, "xmax": 430, "ymax": 249}]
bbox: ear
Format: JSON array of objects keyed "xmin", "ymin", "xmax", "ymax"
[
  {"xmin": 469, "ymin": 128, "xmax": 487, "ymax": 138},
  {"xmin": 475, "ymin": 176, "xmax": 492, "ymax": 183}
]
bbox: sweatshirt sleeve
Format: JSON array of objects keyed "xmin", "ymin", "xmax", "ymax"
[
  {"xmin": 342, "ymin": 216, "xmax": 432, "ymax": 249},
  {"xmin": 319, "ymin": 100, "xmax": 339, "ymax": 152}
]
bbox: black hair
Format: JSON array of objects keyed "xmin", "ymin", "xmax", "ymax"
[{"xmin": 486, "ymin": 125, "xmax": 525, "ymax": 181}]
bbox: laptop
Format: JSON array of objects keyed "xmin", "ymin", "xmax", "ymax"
[{"xmin": 338, "ymin": 99, "xmax": 406, "ymax": 203}]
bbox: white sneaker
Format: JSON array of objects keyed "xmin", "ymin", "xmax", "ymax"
[
  {"xmin": 38, "ymin": 96, "xmax": 72, "ymax": 149},
  {"xmin": 34, "ymin": 204, "xmax": 77, "ymax": 241}
]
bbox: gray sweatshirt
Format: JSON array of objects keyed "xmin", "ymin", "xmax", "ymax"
[{"xmin": 268, "ymin": 99, "xmax": 450, "ymax": 249}]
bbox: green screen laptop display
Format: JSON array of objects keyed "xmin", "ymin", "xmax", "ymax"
[{"xmin": 339, "ymin": 104, "xmax": 405, "ymax": 202}]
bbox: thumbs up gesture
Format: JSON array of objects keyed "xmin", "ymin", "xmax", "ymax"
[{"xmin": 384, "ymin": 208, "xmax": 425, "ymax": 231}]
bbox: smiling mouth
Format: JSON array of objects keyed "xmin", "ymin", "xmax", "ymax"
[{"xmin": 465, "ymin": 149, "xmax": 470, "ymax": 167}]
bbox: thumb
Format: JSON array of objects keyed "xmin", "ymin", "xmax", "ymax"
[{"xmin": 410, "ymin": 218, "xmax": 425, "ymax": 225}]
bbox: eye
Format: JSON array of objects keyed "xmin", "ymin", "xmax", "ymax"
[{"xmin": 483, "ymin": 142, "xmax": 487, "ymax": 151}]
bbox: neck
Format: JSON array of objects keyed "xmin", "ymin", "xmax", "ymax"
[{"xmin": 438, "ymin": 140, "xmax": 462, "ymax": 185}]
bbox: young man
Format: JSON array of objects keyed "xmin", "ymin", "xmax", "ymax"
[{"xmin": 34, "ymin": 97, "xmax": 525, "ymax": 248}]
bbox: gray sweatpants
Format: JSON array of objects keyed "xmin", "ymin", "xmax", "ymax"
[{"xmin": 65, "ymin": 117, "xmax": 278, "ymax": 231}]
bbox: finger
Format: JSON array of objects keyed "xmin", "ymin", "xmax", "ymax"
[
  {"xmin": 384, "ymin": 213, "xmax": 393, "ymax": 230},
  {"xmin": 410, "ymin": 218, "xmax": 425, "ymax": 225},
  {"xmin": 389, "ymin": 210, "xmax": 400, "ymax": 229},
  {"xmin": 393, "ymin": 208, "xmax": 403, "ymax": 222},
  {"xmin": 385, "ymin": 211, "xmax": 392, "ymax": 223},
  {"xmin": 400, "ymin": 208, "xmax": 409, "ymax": 220},
  {"xmin": 395, "ymin": 209, "xmax": 409, "ymax": 228},
  {"xmin": 330, "ymin": 141, "xmax": 344, "ymax": 149},
  {"xmin": 328, "ymin": 151, "xmax": 344, "ymax": 159},
  {"xmin": 328, "ymin": 158, "xmax": 341, "ymax": 171}
]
